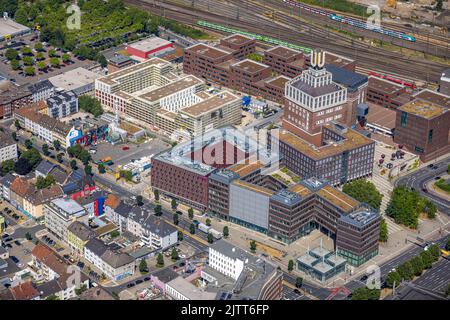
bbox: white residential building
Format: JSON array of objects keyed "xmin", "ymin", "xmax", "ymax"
[
  {"xmin": 46, "ymin": 91, "xmax": 78, "ymax": 118},
  {"xmin": 27, "ymin": 79, "xmax": 55, "ymax": 103},
  {"xmin": 0, "ymin": 131, "xmax": 18, "ymax": 163},
  {"xmin": 84, "ymin": 238, "xmax": 135, "ymax": 281},
  {"xmin": 44, "ymin": 198, "xmax": 87, "ymax": 243}
]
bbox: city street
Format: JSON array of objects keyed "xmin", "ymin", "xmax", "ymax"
[{"xmin": 395, "ymin": 156, "xmax": 450, "ymax": 215}]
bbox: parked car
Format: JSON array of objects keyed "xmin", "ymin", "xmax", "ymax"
[
  {"xmin": 10, "ymin": 256, "xmax": 19, "ymax": 264},
  {"xmin": 14, "ymin": 240, "xmax": 21, "ymax": 246},
  {"xmin": 122, "ymin": 146, "xmax": 130, "ymax": 151},
  {"xmin": 136, "ymin": 279, "xmax": 143, "ymax": 285}
]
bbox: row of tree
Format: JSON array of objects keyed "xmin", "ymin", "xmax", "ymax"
[{"xmin": 385, "ymin": 244, "xmax": 441, "ymax": 288}]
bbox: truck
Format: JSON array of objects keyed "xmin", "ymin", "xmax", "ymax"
[
  {"xmin": 209, "ymin": 228, "xmax": 223, "ymax": 240},
  {"xmin": 198, "ymin": 222, "xmax": 211, "ymax": 234}
]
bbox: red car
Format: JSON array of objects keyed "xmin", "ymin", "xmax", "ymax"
[{"xmin": 122, "ymin": 146, "xmax": 129, "ymax": 151}]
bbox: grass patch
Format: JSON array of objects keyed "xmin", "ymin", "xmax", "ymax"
[
  {"xmin": 297, "ymin": 0, "xmax": 368, "ymax": 17},
  {"xmin": 435, "ymin": 179, "xmax": 450, "ymax": 194}
]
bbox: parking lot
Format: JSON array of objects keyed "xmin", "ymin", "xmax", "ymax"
[
  {"xmin": 0, "ymin": 33, "xmax": 98, "ymax": 85},
  {"xmin": 91, "ymin": 137, "xmax": 171, "ymax": 168}
]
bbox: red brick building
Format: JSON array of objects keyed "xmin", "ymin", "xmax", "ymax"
[
  {"xmin": 394, "ymin": 99, "xmax": 450, "ymax": 162},
  {"xmin": 366, "ymin": 76, "xmax": 411, "ymax": 109}
]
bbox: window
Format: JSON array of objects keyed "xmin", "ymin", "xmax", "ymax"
[
  {"xmin": 428, "ymin": 129, "xmax": 433, "ymax": 143},
  {"xmin": 400, "ymin": 111, "xmax": 407, "ymax": 127}
]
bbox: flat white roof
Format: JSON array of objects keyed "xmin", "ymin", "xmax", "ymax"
[
  {"xmin": 49, "ymin": 67, "xmax": 101, "ymax": 91},
  {"xmin": 0, "ymin": 18, "xmax": 30, "ymax": 38},
  {"xmin": 128, "ymin": 36, "xmax": 172, "ymax": 53}
]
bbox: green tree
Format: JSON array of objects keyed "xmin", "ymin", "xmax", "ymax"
[
  {"xmin": 386, "ymin": 186, "xmax": 421, "ymax": 229},
  {"xmin": 42, "ymin": 143, "xmax": 49, "ymax": 156},
  {"xmin": 250, "ymin": 240, "xmax": 257, "ymax": 253},
  {"xmin": 36, "ymin": 175, "xmax": 56, "ymax": 189},
  {"xmin": 48, "ymin": 49, "xmax": 57, "ymax": 57},
  {"xmin": 156, "ymin": 253, "xmax": 164, "ymax": 267},
  {"xmin": 223, "ymin": 226, "xmax": 229, "ymax": 238},
  {"xmin": 37, "ymin": 61, "xmax": 47, "ymax": 71},
  {"xmin": 288, "ymin": 259, "xmax": 294, "ymax": 272},
  {"xmin": 62, "ymin": 53, "xmax": 71, "ymax": 63},
  {"xmin": 24, "ymin": 139, "xmax": 33, "ymax": 149},
  {"xmin": 409, "ymin": 256, "xmax": 424, "ymax": 277},
  {"xmin": 205, "ymin": 218, "xmax": 211, "ymax": 226},
  {"xmin": 207, "ymin": 233, "xmax": 214, "ymax": 244},
  {"xmin": 34, "ymin": 42, "xmax": 44, "ymax": 52},
  {"xmin": 70, "ymin": 159, "xmax": 77, "ymax": 170},
  {"xmin": 448, "ymin": 164, "xmax": 450, "ymax": 175},
  {"xmin": 351, "ymin": 288, "xmax": 380, "ymax": 300},
  {"xmin": 154, "ymin": 204, "xmax": 162, "ymax": 216},
  {"xmin": 11, "ymin": 59, "xmax": 20, "ymax": 70},
  {"xmin": 153, "ymin": 189, "xmax": 159, "ymax": 201},
  {"xmin": 25, "ymin": 232, "xmax": 32, "ymax": 241},
  {"xmin": 24, "ymin": 66, "xmax": 35, "ymax": 76},
  {"xmin": 78, "ymin": 96, "xmax": 103, "ymax": 117},
  {"xmin": 22, "ymin": 56, "xmax": 33, "ymax": 66},
  {"xmin": 188, "ymin": 208, "xmax": 194, "ymax": 220},
  {"xmin": 84, "ymin": 164, "xmax": 92, "ymax": 176},
  {"xmin": 50, "ymin": 57, "xmax": 60, "ymax": 68},
  {"xmin": 136, "ymin": 195, "xmax": 144, "ymax": 206},
  {"xmin": 11, "ymin": 132, "xmax": 17, "ymax": 141},
  {"xmin": 420, "ymin": 250, "xmax": 433, "ymax": 269},
  {"xmin": 446, "ymin": 283, "xmax": 450, "ymax": 297},
  {"xmin": 5, "ymin": 49, "xmax": 18, "ymax": 61},
  {"xmin": 21, "ymin": 148, "xmax": 41, "ymax": 168},
  {"xmin": 36, "ymin": 52, "xmax": 45, "ymax": 61},
  {"xmin": 428, "ymin": 244, "xmax": 441, "ymax": 262},
  {"xmin": 21, "ymin": 46, "xmax": 32, "ymax": 56},
  {"xmin": 139, "ymin": 259, "xmax": 148, "ymax": 274},
  {"xmin": 171, "ymin": 198, "xmax": 177, "ymax": 210},
  {"xmin": 386, "ymin": 270, "xmax": 401, "ymax": 288},
  {"xmin": 397, "ymin": 261, "xmax": 414, "ymax": 281},
  {"xmin": 1, "ymin": 160, "xmax": 15, "ymax": 176},
  {"xmin": 45, "ymin": 294, "xmax": 59, "ymax": 300},
  {"xmin": 295, "ymin": 277, "xmax": 303, "ymax": 288},
  {"xmin": 14, "ymin": 119, "xmax": 21, "ymax": 130},
  {"xmin": 171, "ymin": 247, "xmax": 179, "ymax": 261},
  {"xmin": 173, "ymin": 213, "xmax": 179, "ymax": 225},
  {"xmin": 379, "ymin": 218, "xmax": 388, "ymax": 242},
  {"xmin": 14, "ymin": 158, "xmax": 32, "ymax": 175},
  {"xmin": 342, "ymin": 179, "xmax": 383, "ymax": 211},
  {"xmin": 189, "ymin": 223, "xmax": 196, "ymax": 234},
  {"xmin": 436, "ymin": 0, "xmax": 443, "ymax": 11},
  {"xmin": 97, "ymin": 54, "xmax": 107, "ymax": 68},
  {"xmin": 56, "ymin": 153, "xmax": 63, "ymax": 163},
  {"xmin": 446, "ymin": 238, "xmax": 450, "ymax": 251},
  {"xmin": 177, "ymin": 230, "xmax": 183, "ymax": 241},
  {"xmin": 53, "ymin": 140, "xmax": 61, "ymax": 151},
  {"xmin": 422, "ymin": 199, "xmax": 437, "ymax": 219}
]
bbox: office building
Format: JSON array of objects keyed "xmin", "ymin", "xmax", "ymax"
[{"xmin": 394, "ymin": 99, "xmax": 450, "ymax": 162}]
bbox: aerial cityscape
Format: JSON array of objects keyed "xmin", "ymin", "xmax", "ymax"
[{"xmin": 0, "ymin": 0, "xmax": 449, "ymax": 305}]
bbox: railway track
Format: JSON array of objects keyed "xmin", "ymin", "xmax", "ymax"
[
  {"xmin": 274, "ymin": 0, "xmax": 449, "ymax": 56},
  {"xmin": 126, "ymin": 0, "xmax": 448, "ymax": 82}
]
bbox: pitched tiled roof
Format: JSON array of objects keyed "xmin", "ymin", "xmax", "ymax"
[
  {"xmin": 105, "ymin": 193, "xmax": 121, "ymax": 209},
  {"xmin": 23, "ymin": 184, "xmax": 64, "ymax": 205},
  {"xmin": 10, "ymin": 177, "xmax": 32, "ymax": 197},
  {"xmin": 10, "ymin": 281, "xmax": 40, "ymax": 300}
]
